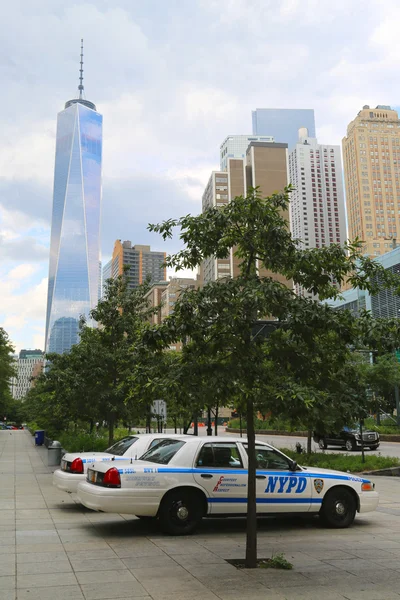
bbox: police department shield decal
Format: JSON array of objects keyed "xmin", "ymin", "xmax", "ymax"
[{"xmin": 314, "ymin": 479, "xmax": 324, "ymax": 494}]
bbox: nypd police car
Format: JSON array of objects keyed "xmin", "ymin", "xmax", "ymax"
[
  {"xmin": 76, "ymin": 436, "xmax": 378, "ymax": 535},
  {"xmin": 53, "ymin": 433, "xmax": 188, "ymax": 493}
]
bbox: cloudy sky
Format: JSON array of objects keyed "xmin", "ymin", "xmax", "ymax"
[{"xmin": 1, "ymin": 0, "xmax": 400, "ymax": 353}]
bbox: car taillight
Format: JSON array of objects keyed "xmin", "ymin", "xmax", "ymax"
[
  {"xmin": 70, "ymin": 458, "xmax": 84, "ymax": 474},
  {"xmin": 103, "ymin": 467, "xmax": 121, "ymax": 488}
]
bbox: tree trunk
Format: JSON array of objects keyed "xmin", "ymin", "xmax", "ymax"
[
  {"xmin": 183, "ymin": 420, "xmax": 192, "ymax": 434},
  {"xmin": 146, "ymin": 408, "xmax": 151, "ymax": 433},
  {"xmin": 174, "ymin": 417, "xmax": 177, "ymax": 434},
  {"xmin": 245, "ymin": 396, "xmax": 257, "ymax": 568},
  {"xmin": 307, "ymin": 429, "xmax": 312, "ymax": 454},
  {"xmin": 207, "ymin": 406, "xmax": 212, "ymax": 436},
  {"xmin": 214, "ymin": 405, "xmax": 219, "ymax": 436},
  {"xmin": 89, "ymin": 419, "xmax": 94, "ymax": 434},
  {"xmin": 108, "ymin": 413, "xmax": 115, "ymax": 447}
]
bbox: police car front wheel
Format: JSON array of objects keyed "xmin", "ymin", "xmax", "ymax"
[
  {"xmin": 158, "ymin": 489, "xmax": 204, "ymax": 535},
  {"xmin": 320, "ymin": 487, "xmax": 357, "ymax": 528}
]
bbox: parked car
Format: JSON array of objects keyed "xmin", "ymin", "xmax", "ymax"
[
  {"xmin": 313, "ymin": 427, "xmax": 380, "ymax": 451},
  {"xmin": 76, "ymin": 436, "xmax": 378, "ymax": 535},
  {"xmin": 53, "ymin": 433, "xmax": 190, "ymax": 493}
]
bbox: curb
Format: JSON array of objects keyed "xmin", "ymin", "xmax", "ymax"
[{"xmin": 361, "ymin": 466, "xmax": 400, "ymax": 477}]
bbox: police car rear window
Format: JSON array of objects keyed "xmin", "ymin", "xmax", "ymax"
[
  {"xmin": 106, "ymin": 437, "xmax": 138, "ymax": 456},
  {"xmin": 139, "ymin": 439, "xmax": 186, "ymax": 464}
]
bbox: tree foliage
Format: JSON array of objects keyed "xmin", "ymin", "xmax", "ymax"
[{"xmin": 147, "ymin": 187, "xmax": 400, "ymax": 567}]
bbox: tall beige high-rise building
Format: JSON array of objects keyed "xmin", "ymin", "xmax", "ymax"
[
  {"xmin": 202, "ymin": 141, "xmax": 290, "ymax": 285},
  {"xmin": 343, "ymin": 105, "xmax": 400, "ymax": 258}
]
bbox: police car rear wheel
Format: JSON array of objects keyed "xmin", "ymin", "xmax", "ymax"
[
  {"xmin": 159, "ymin": 490, "xmax": 203, "ymax": 535},
  {"xmin": 320, "ymin": 487, "xmax": 356, "ymax": 528}
]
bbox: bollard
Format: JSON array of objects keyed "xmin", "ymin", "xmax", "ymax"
[{"xmin": 48, "ymin": 440, "xmax": 62, "ymax": 467}]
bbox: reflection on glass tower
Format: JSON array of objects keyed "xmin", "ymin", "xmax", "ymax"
[{"xmin": 45, "ymin": 40, "xmax": 102, "ymax": 354}]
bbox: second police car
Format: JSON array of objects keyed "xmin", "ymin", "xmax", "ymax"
[
  {"xmin": 53, "ymin": 433, "xmax": 189, "ymax": 493},
  {"xmin": 76, "ymin": 436, "xmax": 379, "ymax": 535}
]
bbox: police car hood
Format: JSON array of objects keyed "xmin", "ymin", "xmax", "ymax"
[{"xmin": 300, "ymin": 466, "xmax": 365, "ymax": 480}]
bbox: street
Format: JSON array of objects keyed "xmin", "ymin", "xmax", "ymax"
[
  {"xmin": 3, "ymin": 429, "xmax": 400, "ymax": 600},
  {"xmin": 153, "ymin": 427, "xmax": 400, "ymax": 458}
]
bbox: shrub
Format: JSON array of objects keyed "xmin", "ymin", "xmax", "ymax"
[{"xmin": 280, "ymin": 447, "xmax": 400, "ymax": 473}]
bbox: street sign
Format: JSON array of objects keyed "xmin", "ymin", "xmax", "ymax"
[{"xmin": 152, "ymin": 400, "xmax": 167, "ymax": 421}]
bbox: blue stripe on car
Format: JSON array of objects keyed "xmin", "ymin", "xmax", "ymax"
[{"xmin": 208, "ymin": 497, "xmax": 322, "ymax": 504}]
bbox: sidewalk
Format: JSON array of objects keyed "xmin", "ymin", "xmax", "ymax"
[{"xmin": 2, "ymin": 430, "xmax": 400, "ymax": 600}]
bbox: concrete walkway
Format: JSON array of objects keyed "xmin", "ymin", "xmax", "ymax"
[{"xmin": 2, "ymin": 431, "xmax": 400, "ymax": 600}]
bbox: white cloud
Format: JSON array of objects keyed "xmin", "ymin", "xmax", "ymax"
[
  {"xmin": 2, "ymin": 0, "xmax": 400, "ymax": 352},
  {"xmin": 7, "ymin": 264, "xmax": 39, "ymax": 281}
]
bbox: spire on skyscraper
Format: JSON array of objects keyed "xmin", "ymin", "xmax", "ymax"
[
  {"xmin": 79, "ymin": 38, "xmax": 84, "ymax": 99},
  {"xmin": 65, "ymin": 38, "xmax": 96, "ymax": 111}
]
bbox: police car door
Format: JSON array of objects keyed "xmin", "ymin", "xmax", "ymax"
[
  {"xmin": 243, "ymin": 443, "xmax": 311, "ymax": 513},
  {"xmin": 193, "ymin": 442, "xmax": 247, "ymax": 514}
]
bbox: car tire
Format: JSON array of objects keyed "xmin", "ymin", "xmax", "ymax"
[
  {"xmin": 320, "ymin": 487, "xmax": 357, "ymax": 528},
  {"xmin": 318, "ymin": 438, "xmax": 327, "ymax": 450},
  {"xmin": 345, "ymin": 439, "xmax": 355, "ymax": 452},
  {"xmin": 158, "ymin": 489, "xmax": 204, "ymax": 536}
]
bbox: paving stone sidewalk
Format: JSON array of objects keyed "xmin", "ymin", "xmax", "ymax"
[{"xmin": 2, "ymin": 430, "xmax": 400, "ymax": 600}]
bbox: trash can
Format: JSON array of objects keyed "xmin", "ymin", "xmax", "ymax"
[
  {"xmin": 48, "ymin": 440, "xmax": 62, "ymax": 467},
  {"xmin": 34, "ymin": 430, "xmax": 45, "ymax": 446}
]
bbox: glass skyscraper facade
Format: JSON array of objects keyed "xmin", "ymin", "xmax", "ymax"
[
  {"xmin": 45, "ymin": 96, "xmax": 102, "ymax": 354},
  {"xmin": 252, "ymin": 108, "xmax": 316, "ymax": 150}
]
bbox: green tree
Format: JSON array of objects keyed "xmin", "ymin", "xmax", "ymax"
[
  {"xmin": 86, "ymin": 274, "xmax": 156, "ymax": 445},
  {"xmin": 0, "ymin": 327, "xmax": 16, "ymax": 419},
  {"xmin": 147, "ymin": 187, "xmax": 400, "ymax": 567},
  {"xmin": 24, "ymin": 275, "xmax": 156, "ymax": 443}
]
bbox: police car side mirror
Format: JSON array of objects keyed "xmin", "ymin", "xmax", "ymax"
[{"xmin": 290, "ymin": 460, "xmax": 298, "ymax": 472}]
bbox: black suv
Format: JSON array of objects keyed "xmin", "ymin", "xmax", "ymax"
[{"xmin": 313, "ymin": 428, "xmax": 380, "ymax": 452}]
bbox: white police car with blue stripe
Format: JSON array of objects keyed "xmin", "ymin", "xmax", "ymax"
[
  {"xmin": 53, "ymin": 433, "xmax": 189, "ymax": 493},
  {"xmin": 76, "ymin": 436, "xmax": 378, "ymax": 535}
]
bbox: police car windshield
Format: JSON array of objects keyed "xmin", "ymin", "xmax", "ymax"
[
  {"xmin": 139, "ymin": 440, "xmax": 185, "ymax": 464},
  {"xmin": 106, "ymin": 436, "xmax": 138, "ymax": 456}
]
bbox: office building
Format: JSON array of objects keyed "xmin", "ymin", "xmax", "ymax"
[
  {"xmin": 45, "ymin": 41, "xmax": 102, "ymax": 354},
  {"xmin": 10, "ymin": 349, "xmax": 44, "ymax": 400},
  {"xmin": 329, "ymin": 245, "xmax": 400, "ymax": 318},
  {"xmin": 144, "ymin": 282, "xmax": 169, "ymax": 325},
  {"xmin": 252, "ymin": 108, "xmax": 316, "ymax": 150},
  {"xmin": 343, "ymin": 105, "xmax": 400, "ymax": 258},
  {"xmin": 160, "ymin": 277, "xmax": 200, "ymax": 322},
  {"xmin": 220, "ymin": 134, "xmax": 274, "ymax": 171},
  {"xmin": 202, "ymin": 171, "xmax": 232, "ymax": 283},
  {"xmin": 107, "ymin": 240, "xmax": 166, "ymax": 290},
  {"xmin": 202, "ymin": 140, "xmax": 290, "ymax": 286},
  {"xmin": 289, "ymin": 128, "xmax": 346, "ymax": 251}
]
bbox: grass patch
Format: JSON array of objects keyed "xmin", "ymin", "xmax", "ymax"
[{"xmin": 281, "ymin": 448, "xmax": 400, "ymax": 473}]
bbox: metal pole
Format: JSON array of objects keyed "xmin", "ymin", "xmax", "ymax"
[
  {"xmin": 239, "ymin": 412, "xmax": 243, "ymax": 437},
  {"xmin": 395, "ymin": 385, "xmax": 400, "ymax": 427},
  {"xmin": 360, "ymin": 418, "xmax": 365, "ymax": 464}
]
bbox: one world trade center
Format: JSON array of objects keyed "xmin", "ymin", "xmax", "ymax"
[{"xmin": 45, "ymin": 41, "xmax": 102, "ymax": 354}]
